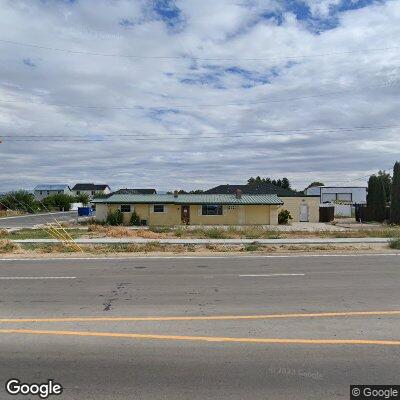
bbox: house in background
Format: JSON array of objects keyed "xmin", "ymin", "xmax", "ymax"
[
  {"xmin": 112, "ymin": 188, "xmax": 157, "ymax": 195},
  {"xmin": 33, "ymin": 184, "xmax": 71, "ymax": 201},
  {"xmin": 205, "ymin": 183, "xmax": 320, "ymax": 223},
  {"xmin": 71, "ymin": 183, "xmax": 111, "ymax": 199},
  {"xmin": 305, "ymin": 186, "xmax": 367, "ymax": 217}
]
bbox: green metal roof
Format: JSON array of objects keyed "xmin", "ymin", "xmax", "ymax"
[{"xmin": 92, "ymin": 193, "xmax": 283, "ymax": 205}]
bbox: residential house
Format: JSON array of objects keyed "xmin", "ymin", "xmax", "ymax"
[
  {"xmin": 93, "ymin": 188, "xmax": 318, "ymax": 226},
  {"xmin": 33, "ymin": 184, "xmax": 71, "ymax": 201},
  {"xmin": 71, "ymin": 183, "xmax": 111, "ymax": 199},
  {"xmin": 112, "ymin": 188, "xmax": 157, "ymax": 195},
  {"xmin": 205, "ymin": 183, "xmax": 320, "ymax": 222},
  {"xmin": 305, "ymin": 186, "xmax": 367, "ymax": 217}
]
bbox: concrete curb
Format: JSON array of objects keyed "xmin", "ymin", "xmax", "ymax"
[{"xmin": 12, "ymin": 237, "xmax": 390, "ymax": 245}]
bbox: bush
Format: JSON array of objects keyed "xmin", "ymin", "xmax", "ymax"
[
  {"xmin": 278, "ymin": 209, "xmax": 293, "ymax": 225},
  {"xmin": 389, "ymin": 237, "xmax": 400, "ymax": 249},
  {"xmin": 244, "ymin": 242, "xmax": 262, "ymax": 251},
  {"xmin": 204, "ymin": 228, "xmax": 228, "ymax": 239},
  {"xmin": 130, "ymin": 211, "xmax": 141, "ymax": 226},
  {"xmin": 0, "ymin": 240, "xmax": 19, "ymax": 253},
  {"xmin": 75, "ymin": 193, "xmax": 90, "ymax": 206},
  {"xmin": 1, "ymin": 190, "xmax": 39, "ymax": 213},
  {"xmin": 106, "ymin": 210, "xmax": 123, "ymax": 226},
  {"xmin": 43, "ymin": 193, "xmax": 75, "ymax": 211}
]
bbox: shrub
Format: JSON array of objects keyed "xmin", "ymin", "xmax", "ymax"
[
  {"xmin": 0, "ymin": 240, "xmax": 19, "ymax": 253},
  {"xmin": 244, "ymin": 241, "xmax": 262, "ymax": 251},
  {"xmin": 278, "ymin": 209, "xmax": 293, "ymax": 225},
  {"xmin": 389, "ymin": 237, "xmax": 400, "ymax": 249},
  {"xmin": 204, "ymin": 228, "xmax": 228, "ymax": 239},
  {"xmin": 75, "ymin": 193, "xmax": 90, "ymax": 206},
  {"xmin": 106, "ymin": 210, "xmax": 123, "ymax": 226},
  {"xmin": 43, "ymin": 193, "xmax": 75, "ymax": 211},
  {"xmin": 130, "ymin": 211, "xmax": 141, "ymax": 226}
]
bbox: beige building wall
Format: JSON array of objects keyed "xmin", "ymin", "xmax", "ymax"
[
  {"xmin": 96, "ymin": 203, "xmax": 281, "ymax": 226},
  {"xmin": 280, "ymin": 197, "xmax": 319, "ymax": 222}
]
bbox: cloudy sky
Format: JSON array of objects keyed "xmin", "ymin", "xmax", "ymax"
[{"xmin": 0, "ymin": 0, "xmax": 399, "ymax": 192}]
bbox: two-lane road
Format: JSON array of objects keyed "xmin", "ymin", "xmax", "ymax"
[{"xmin": 0, "ymin": 254, "xmax": 399, "ymax": 399}]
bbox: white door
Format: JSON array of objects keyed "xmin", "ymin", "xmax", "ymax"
[{"xmin": 299, "ymin": 204, "xmax": 309, "ymax": 222}]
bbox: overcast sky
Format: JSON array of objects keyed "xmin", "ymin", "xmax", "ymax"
[{"xmin": 0, "ymin": 0, "xmax": 399, "ymax": 192}]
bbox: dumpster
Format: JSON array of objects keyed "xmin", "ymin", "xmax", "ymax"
[{"xmin": 78, "ymin": 207, "xmax": 93, "ymax": 216}]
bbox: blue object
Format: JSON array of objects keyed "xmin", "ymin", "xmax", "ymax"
[{"xmin": 78, "ymin": 207, "xmax": 93, "ymax": 216}]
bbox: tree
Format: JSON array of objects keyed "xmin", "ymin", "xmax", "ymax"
[
  {"xmin": 106, "ymin": 210, "xmax": 123, "ymax": 226},
  {"xmin": 367, "ymin": 175, "xmax": 386, "ymax": 222},
  {"xmin": 377, "ymin": 170, "xmax": 392, "ymax": 204},
  {"xmin": 130, "ymin": 211, "xmax": 141, "ymax": 226},
  {"xmin": 247, "ymin": 176, "xmax": 290, "ymax": 188},
  {"xmin": 43, "ymin": 193, "xmax": 75, "ymax": 211},
  {"xmin": 278, "ymin": 209, "xmax": 293, "ymax": 225},
  {"xmin": 0, "ymin": 190, "xmax": 39, "ymax": 212},
  {"xmin": 390, "ymin": 161, "xmax": 400, "ymax": 224},
  {"xmin": 307, "ymin": 181, "xmax": 324, "ymax": 189},
  {"xmin": 75, "ymin": 193, "xmax": 90, "ymax": 205}
]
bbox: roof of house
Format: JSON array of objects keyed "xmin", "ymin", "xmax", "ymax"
[
  {"xmin": 204, "ymin": 183, "xmax": 303, "ymax": 197},
  {"xmin": 72, "ymin": 183, "xmax": 110, "ymax": 191},
  {"xmin": 34, "ymin": 184, "xmax": 70, "ymax": 191},
  {"xmin": 92, "ymin": 193, "xmax": 283, "ymax": 205},
  {"xmin": 113, "ymin": 188, "xmax": 157, "ymax": 195}
]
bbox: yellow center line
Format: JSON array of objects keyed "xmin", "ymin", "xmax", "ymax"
[
  {"xmin": 0, "ymin": 328, "xmax": 399, "ymax": 346},
  {"xmin": 0, "ymin": 310, "xmax": 400, "ymax": 323}
]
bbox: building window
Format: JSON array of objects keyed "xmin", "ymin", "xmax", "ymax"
[
  {"xmin": 77, "ymin": 191, "xmax": 80, "ymax": 195},
  {"xmin": 227, "ymin": 205, "xmax": 236, "ymax": 210},
  {"xmin": 153, "ymin": 204, "xmax": 165, "ymax": 213},
  {"xmin": 91, "ymin": 191, "xmax": 95, "ymax": 195},
  {"xmin": 321, "ymin": 193, "xmax": 337, "ymax": 203},
  {"xmin": 202, "ymin": 204, "xmax": 223, "ymax": 215},
  {"xmin": 337, "ymin": 193, "xmax": 352, "ymax": 202},
  {"xmin": 121, "ymin": 204, "xmax": 131, "ymax": 213}
]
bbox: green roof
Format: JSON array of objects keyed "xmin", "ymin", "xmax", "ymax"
[{"xmin": 92, "ymin": 193, "xmax": 283, "ymax": 205}]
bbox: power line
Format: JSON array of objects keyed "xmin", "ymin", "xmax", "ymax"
[
  {"xmin": 1, "ymin": 124, "xmax": 399, "ymax": 142},
  {"xmin": 0, "ymin": 39, "xmax": 399, "ymax": 61},
  {"xmin": 0, "ymin": 81, "xmax": 397, "ymax": 110}
]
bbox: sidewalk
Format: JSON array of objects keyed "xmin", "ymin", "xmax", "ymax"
[{"xmin": 12, "ymin": 237, "xmax": 390, "ymax": 245}]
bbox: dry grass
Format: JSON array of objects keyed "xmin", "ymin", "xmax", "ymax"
[
  {"xmin": 0, "ymin": 239, "xmax": 21, "ymax": 253},
  {"xmin": 87, "ymin": 225, "xmax": 162, "ymax": 239}
]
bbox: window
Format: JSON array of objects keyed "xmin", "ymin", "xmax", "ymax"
[
  {"xmin": 321, "ymin": 193, "xmax": 336, "ymax": 203},
  {"xmin": 91, "ymin": 191, "xmax": 95, "ymax": 195},
  {"xmin": 153, "ymin": 204, "xmax": 165, "ymax": 213},
  {"xmin": 121, "ymin": 204, "xmax": 131, "ymax": 213},
  {"xmin": 202, "ymin": 204, "xmax": 223, "ymax": 215},
  {"xmin": 228, "ymin": 205, "xmax": 236, "ymax": 210},
  {"xmin": 337, "ymin": 193, "xmax": 352, "ymax": 202},
  {"xmin": 77, "ymin": 191, "xmax": 80, "ymax": 195}
]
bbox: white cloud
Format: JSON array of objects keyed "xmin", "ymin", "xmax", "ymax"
[{"xmin": 0, "ymin": 0, "xmax": 399, "ymax": 192}]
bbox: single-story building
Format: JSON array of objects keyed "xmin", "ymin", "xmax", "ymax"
[
  {"xmin": 205, "ymin": 183, "xmax": 319, "ymax": 223},
  {"xmin": 71, "ymin": 183, "xmax": 111, "ymax": 198},
  {"xmin": 93, "ymin": 189, "xmax": 319, "ymax": 226},
  {"xmin": 33, "ymin": 184, "xmax": 71, "ymax": 201},
  {"xmin": 305, "ymin": 185, "xmax": 367, "ymax": 217}
]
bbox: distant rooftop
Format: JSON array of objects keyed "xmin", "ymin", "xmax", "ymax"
[
  {"xmin": 204, "ymin": 183, "xmax": 303, "ymax": 197},
  {"xmin": 72, "ymin": 183, "xmax": 110, "ymax": 191},
  {"xmin": 34, "ymin": 184, "xmax": 70, "ymax": 191},
  {"xmin": 113, "ymin": 188, "xmax": 157, "ymax": 195}
]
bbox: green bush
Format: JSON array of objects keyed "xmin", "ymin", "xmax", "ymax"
[
  {"xmin": 75, "ymin": 193, "xmax": 90, "ymax": 205},
  {"xmin": 204, "ymin": 228, "xmax": 228, "ymax": 239},
  {"xmin": 106, "ymin": 210, "xmax": 123, "ymax": 226},
  {"xmin": 389, "ymin": 237, "xmax": 400, "ymax": 249},
  {"xmin": 278, "ymin": 209, "xmax": 293, "ymax": 225},
  {"xmin": 43, "ymin": 193, "xmax": 75, "ymax": 211},
  {"xmin": 244, "ymin": 242, "xmax": 262, "ymax": 251},
  {"xmin": 130, "ymin": 211, "xmax": 141, "ymax": 226},
  {"xmin": 1, "ymin": 190, "xmax": 39, "ymax": 213}
]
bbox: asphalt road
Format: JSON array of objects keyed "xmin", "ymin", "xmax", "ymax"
[
  {"xmin": 0, "ymin": 211, "xmax": 78, "ymax": 228},
  {"xmin": 0, "ymin": 254, "xmax": 399, "ymax": 399}
]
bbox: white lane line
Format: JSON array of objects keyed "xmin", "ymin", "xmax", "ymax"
[
  {"xmin": 239, "ymin": 273, "xmax": 305, "ymax": 277},
  {"xmin": 0, "ymin": 253, "xmax": 398, "ymax": 262},
  {"xmin": 0, "ymin": 277, "xmax": 76, "ymax": 280}
]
